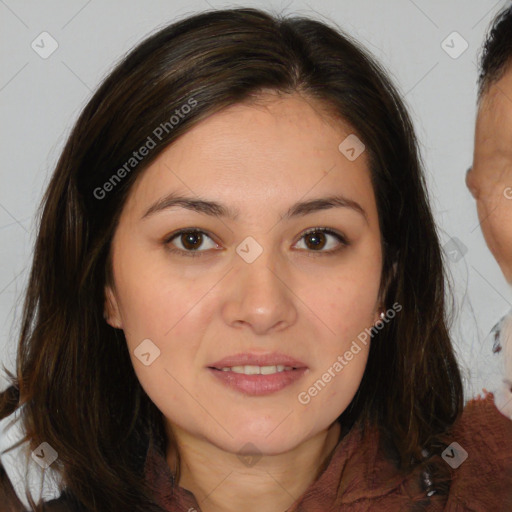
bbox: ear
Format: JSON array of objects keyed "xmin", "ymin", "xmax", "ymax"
[{"xmin": 104, "ymin": 285, "xmax": 123, "ymax": 329}]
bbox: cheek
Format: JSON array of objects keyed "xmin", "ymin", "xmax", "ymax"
[
  {"xmin": 118, "ymin": 281, "xmax": 207, "ymax": 424},
  {"xmin": 485, "ymin": 203, "xmax": 512, "ymax": 276},
  {"xmin": 476, "ymin": 187, "xmax": 512, "ymax": 249},
  {"xmin": 112, "ymin": 243, "xmax": 205, "ymax": 337},
  {"xmin": 110, "ymin": 249, "xmax": 211, "ymax": 398},
  {"xmin": 324, "ymin": 256, "xmax": 382, "ymax": 339},
  {"xmin": 296, "ymin": 256, "xmax": 380, "ymax": 405},
  {"xmin": 329, "ymin": 280, "xmax": 379, "ymax": 330},
  {"xmin": 320, "ymin": 283, "xmax": 375, "ymax": 376},
  {"xmin": 296, "ymin": 333, "xmax": 370, "ymax": 425}
]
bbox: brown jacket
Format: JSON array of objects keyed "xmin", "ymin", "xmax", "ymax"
[{"xmin": 144, "ymin": 393, "xmax": 512, "ymax": 511}]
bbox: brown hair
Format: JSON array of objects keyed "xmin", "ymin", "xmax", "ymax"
[{"xmin": 0, "ymin": 7, "xmax": 463, "ymax": 511}]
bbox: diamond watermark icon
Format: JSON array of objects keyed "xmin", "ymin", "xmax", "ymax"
[
  {"xmin": 31, "ymin": 442, "xmax": 58, "ymax": 469},
  {"xmin": 31, "ymin": 32, "xmax": 59, "ymax": 59},
  {"xmin": 134, "ymin": 338, "xmax": 161, "ymax": 366},
  {"xmin": 237, "ymin": 442, "xmax": 262, "ymax": 467},
  {"xmin": 441, "ymin": 442, "xmax": 468, "ymax": 469},
  {"xmin": 443, "ymin": 237, "xmax": 468, "ymax": 263},
  {"xmin": 236, "ymin": 236, "xmax": 263, "ymax": 264},
  {"xmin": 338, "ymin": 134, "xmax": 365, "ymax": 161},
  {"xmin": 441, "ymin": 32, "xmax": 468, "ymax": 59}
]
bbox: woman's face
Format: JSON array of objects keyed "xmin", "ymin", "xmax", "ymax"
[{"xmin": 105, "ymin": 92, "xmax": 383, "ymax": 455}]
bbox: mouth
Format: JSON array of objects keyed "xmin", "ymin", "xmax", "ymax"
[
  {"xmin": 206, "ymin": 353, "xmax": 308, "ymax": 395},
  {"xmin": 208, "ymin": 364, "xmax": 301, "ymax": 375}
]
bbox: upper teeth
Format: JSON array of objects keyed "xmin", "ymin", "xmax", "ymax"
[{"xmin": 221, "ymin": 365, "xmax": 293, "ymax": 374}]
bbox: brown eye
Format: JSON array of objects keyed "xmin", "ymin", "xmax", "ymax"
[
  {"xmin": 304, "ymin": 231, "xmax": 327, "ymax": 250},
  {"xmin": 180, "ymin": 231, "xmax": 203, "ymax": 250},
  {"xmin": 295, "ymin": 228, "xmax": 348, "ymax": 253},
  {"xmin": 165, "ymin": 229, "xmax": 218, "ymax": 256}
]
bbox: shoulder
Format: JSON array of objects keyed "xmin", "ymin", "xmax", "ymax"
[{"xmin": 444, "ymin": 392, "xmax": 512, "ymax": 510}]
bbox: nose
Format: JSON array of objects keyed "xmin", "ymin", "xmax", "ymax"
[{"xmin": 221, "ymin": 248, "xmax": 298, "ymax": 336}]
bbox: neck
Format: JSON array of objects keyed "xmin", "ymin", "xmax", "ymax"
[{"xmin": 165, "ymin": 421, "xmax": 341, "ymax": 512}]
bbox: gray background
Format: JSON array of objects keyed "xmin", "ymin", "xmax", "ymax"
[{"xmin": 1, "ymin": 0, "xmax": 509, "ymax": 398}]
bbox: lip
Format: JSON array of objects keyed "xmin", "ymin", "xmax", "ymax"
[
  {"xmin": 208, "ymin": 352, "xmax": 308, "ymax": 369},
  {"xmin": 207, "ymin": 352, "xmax": 309, "ymax": 396},
  {"xmin": 207, "ymin": 367, "xmax": 308, "ymax": 396}
]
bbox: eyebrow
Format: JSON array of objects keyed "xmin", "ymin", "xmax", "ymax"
[{"xmin": 141, "ymin": 192, "xmax": 368, "ymax": 223}]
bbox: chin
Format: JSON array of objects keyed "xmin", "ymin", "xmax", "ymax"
[
  {"xmin": 228, "ymin": 435, "xmax": 301, "ymax": 457},
  {"xmin": 215, "ymin": 420, "xmax": 312, "ymax": 455}
]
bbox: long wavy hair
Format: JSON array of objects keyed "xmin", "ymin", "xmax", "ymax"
[{"xmin": 0, "ymin": 7, "xmax": 463, "ymax": 511}]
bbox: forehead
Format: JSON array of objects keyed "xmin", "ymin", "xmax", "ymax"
[
  {"xmin": 124, "ymin": 92, "xmax": 377, "ymax": 219},
  {"xmin": 476, "ymin": 69, "xmax": 512, "ymax": 160},
  {"xmin": 178, "ymin": 93, "xmax": 355, "ymax": 162}
]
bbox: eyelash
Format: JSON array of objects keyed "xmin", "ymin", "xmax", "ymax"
[{"xmin": 163, "ymin": 227, "xmax": 349, "ymax": 258}]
